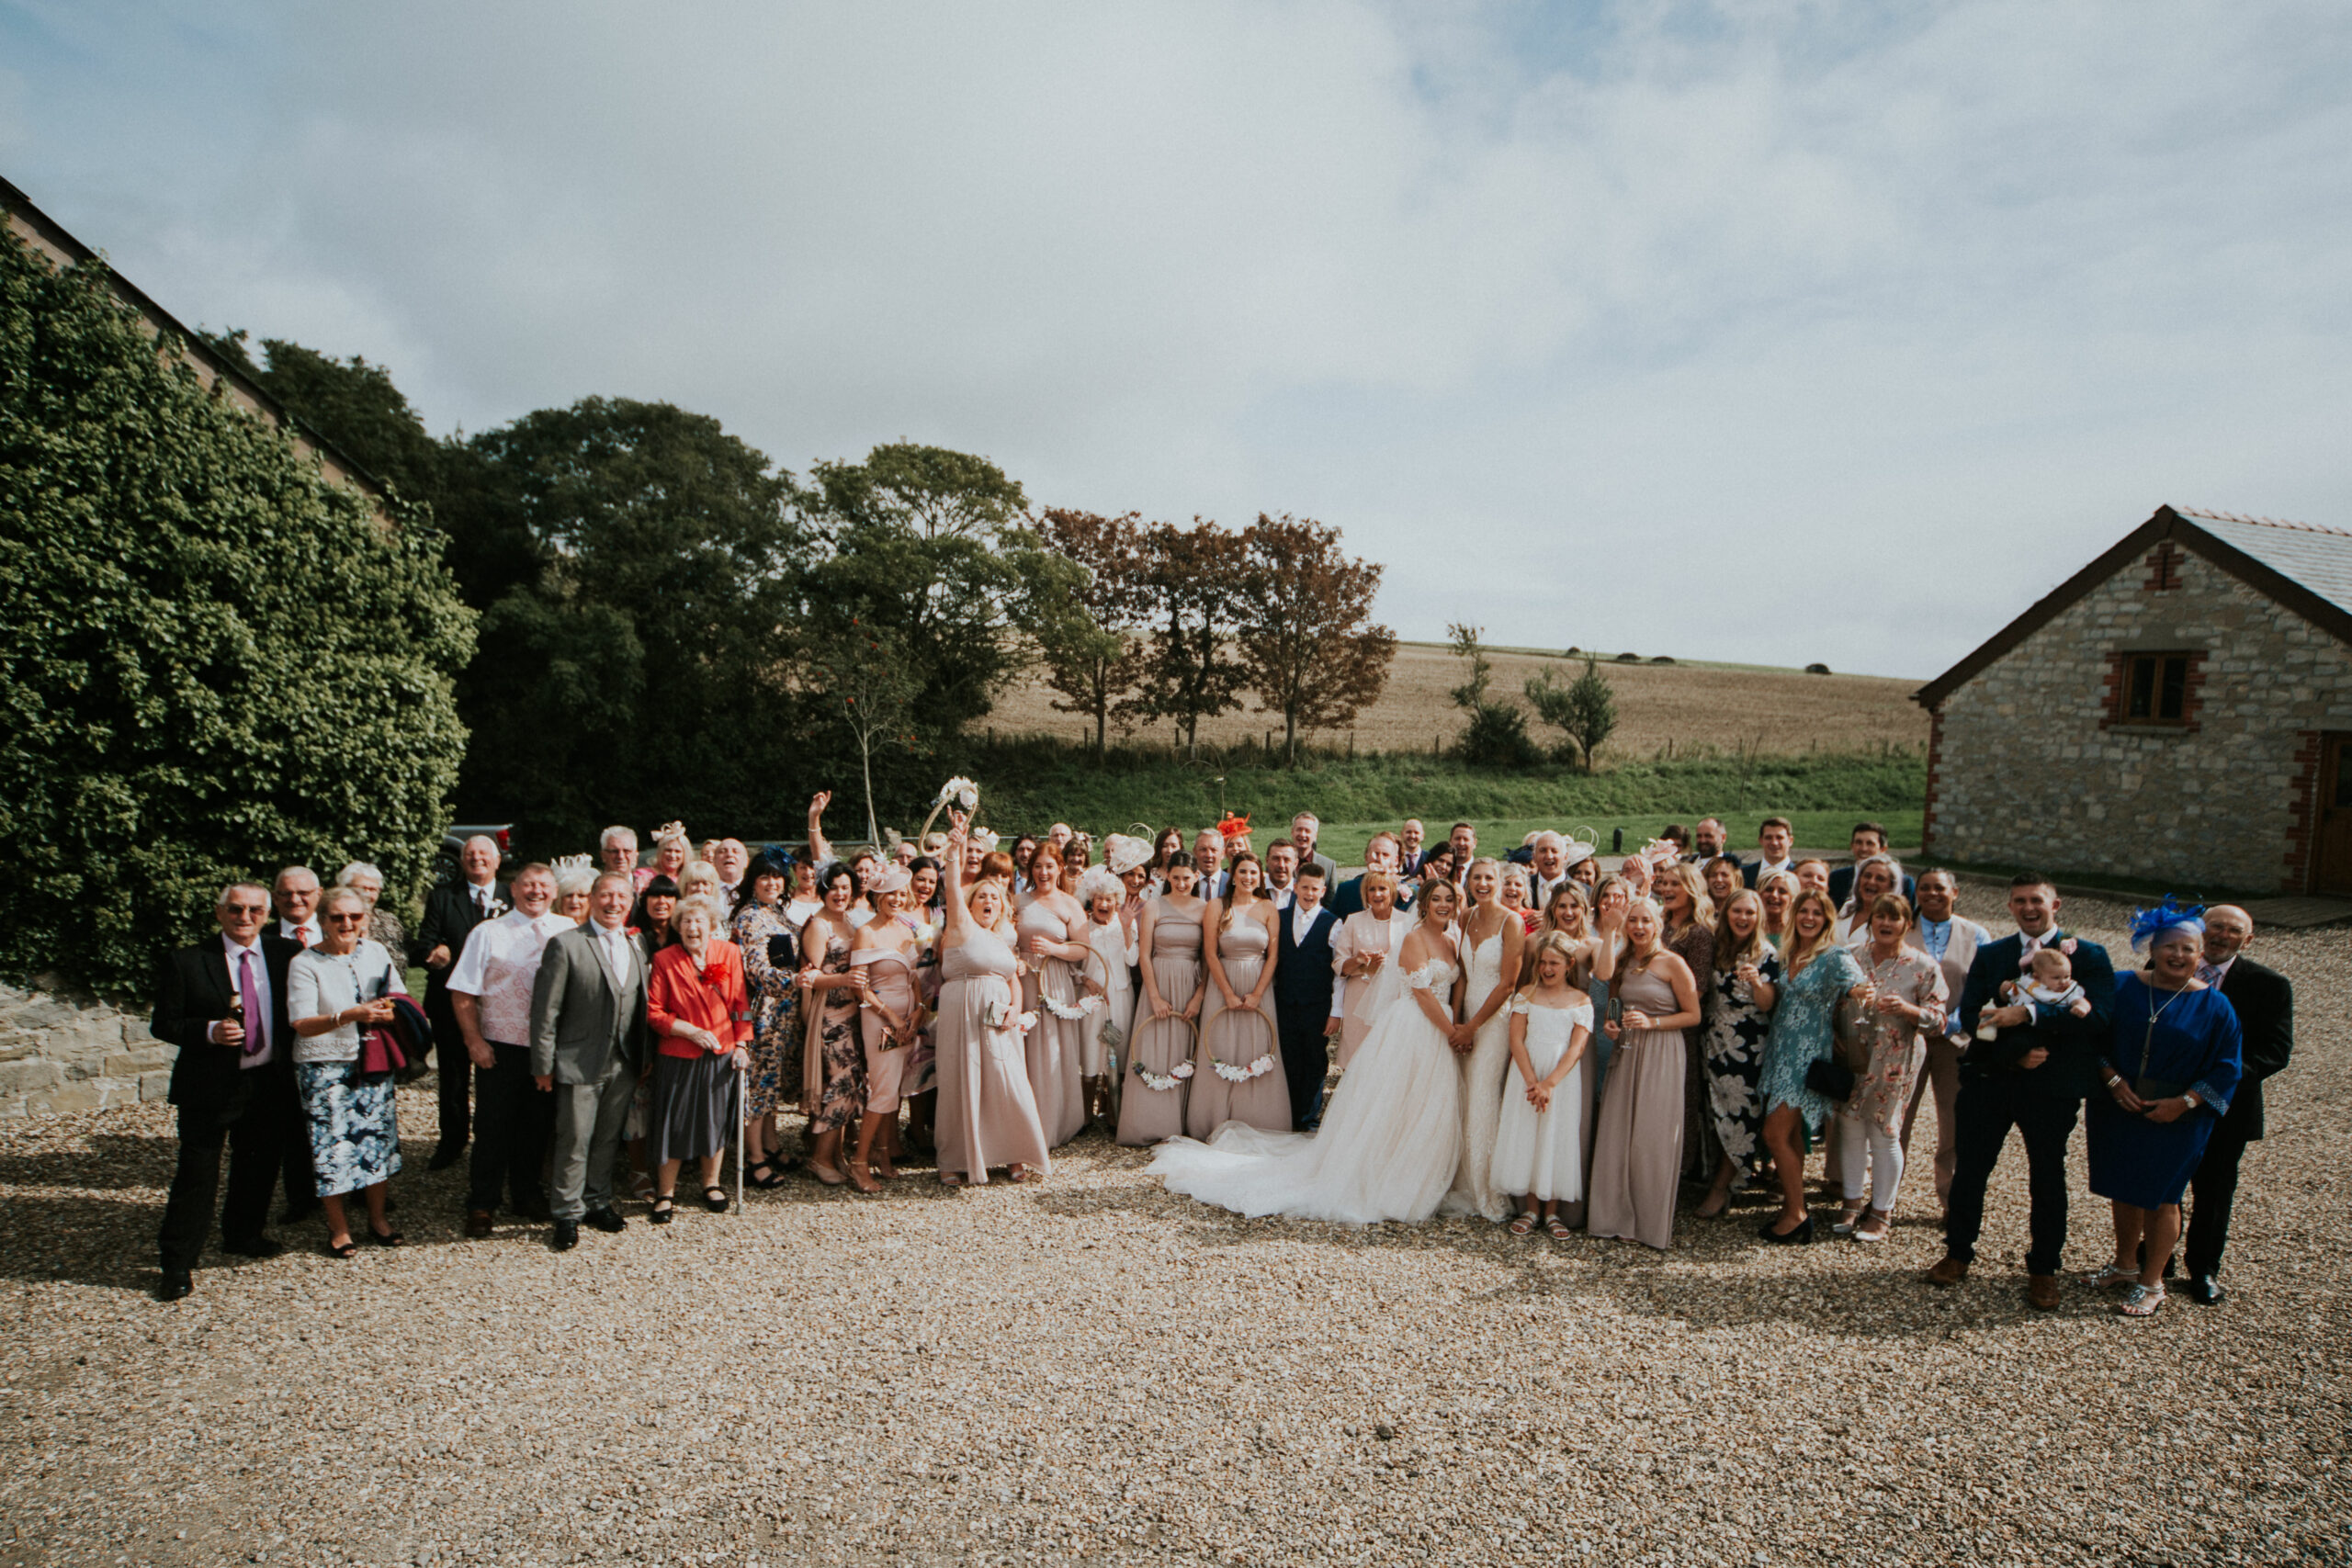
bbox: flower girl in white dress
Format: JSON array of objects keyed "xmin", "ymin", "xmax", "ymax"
[{"xmin": 1491, "ymin": 931, "xmax": 1596, "ymax": 1239}]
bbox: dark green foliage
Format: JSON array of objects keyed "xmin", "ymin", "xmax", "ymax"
[
  {"xmin": 449, "ymin": 398, "xmax": 806, "ymax": 848},
  {"xmin": 0, "ymin": 233, "xmax": 475, "ymax": 995},
  {"xmin": 1452, "ymin": 701, "xmax": 1543, "ymax": 768},
  {"xmin": 1526, "ymin": 652, "xmax": 1619, "ymax": 772}
]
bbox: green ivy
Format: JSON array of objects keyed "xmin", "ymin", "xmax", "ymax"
[{"xmin": 0, "ymin": 229, "xmax": 476, "ymax": 998}]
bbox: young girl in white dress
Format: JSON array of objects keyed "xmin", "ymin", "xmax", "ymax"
[{"xmin": 1492, "ymin": 931, "xmax": 1596, "ymax": 1239}]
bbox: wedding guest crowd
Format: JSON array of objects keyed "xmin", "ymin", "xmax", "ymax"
[{"xmin": 149, "ymin": 803, "xmax": 2289, "ymax": 1323}]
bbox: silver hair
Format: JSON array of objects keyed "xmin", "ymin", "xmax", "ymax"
[
  {"xmin": 1076, "ymin": 866, "xmax": 1125, "ymax": 905},
  {"xmin": 599, "ymin": 825, "xmax": 639, "ymax": 853},
  {"xmin": 275, "ymin": 863, "xmax": 320, "ymax": 890},
  {"xmin": 216, "ymin": 880, "xmax": 269, "ymax": 908},
  {"xmin": 334, "ymin": 861, "xmax": 383, "ymax": 887},
  {"xmin": 672, "ymin": 893, "xmax": 729, "ymax": 937},
  {"xmin": 317, "ymin": 885, "xmax": 368, "ymax": 916},
  {"xmin": 554, "ymin": 867, "xmax": 598, "ymax": 899}
]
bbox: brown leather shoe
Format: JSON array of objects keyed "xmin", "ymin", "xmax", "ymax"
[
  {"xmin": 464, "ymin": 1209, "xmax": 495, "ymax": 1239},
  {"xmin": 2028, "ymin": 1273, "xmax": 2061, "ymax": 1310},
  {"xmin": 1926, "ymin": 1256, "xmax": 1969, "ymax": 1288}
]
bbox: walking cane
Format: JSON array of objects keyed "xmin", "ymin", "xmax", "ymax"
[{"xmin": 734, "ymin": 1058, "xmax": 746, "ymax": 1213}]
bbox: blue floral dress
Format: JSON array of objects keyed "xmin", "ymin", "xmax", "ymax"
[
  {"xmin": 1702, "ymin": 951, "xmax": 1781, "ymax": 1176},
  {"xmin": 732, "ymin": 900, "xmax": 798, "ymax": 1117},
  {"xmin": 1758, "ymin": 944, "xmax": 1865, "ymax": 1137}
]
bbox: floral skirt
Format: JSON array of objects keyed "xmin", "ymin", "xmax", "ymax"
[{"xmin": 296, "ymin": 1061, "xmax": 402, "ymax": 1197}]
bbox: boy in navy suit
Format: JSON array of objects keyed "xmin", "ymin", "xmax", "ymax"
[{"xmin": 1273, "ymin": 865, "xmax": 1340, "ymax": 1130}]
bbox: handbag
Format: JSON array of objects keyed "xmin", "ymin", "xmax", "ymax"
[
  {"xmin": 1806, "ymin": 1056, "xmax": 1858, "ymax": 1101},
  {"xmin": 353, "ymin": 960, "xmax": 414, "ymax": 1079}
]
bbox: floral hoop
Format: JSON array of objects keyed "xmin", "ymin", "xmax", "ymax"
[
  {"xmin": 1206, "ymin": 1004, "xmax": 1280, "ymax": 1084},
  {"xmin": 1128, "ymin": 1009, "xmax": 1198, "ymax": 1092},
  {"xmin": 918, "ymin": 776, "xmax": 982, "ymax": 849}
]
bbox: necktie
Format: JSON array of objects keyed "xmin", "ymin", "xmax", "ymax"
[
  {"xmin": 239, "ymin": 949, "xmax": 265, "ymax": 1057},
  {"xmin": 2197, "ymin": 961, "xmax": 2223, "ymax": 988},
  {"xmin": 294, "ymin": 924, "xmax": 313, "ymax": 949}
]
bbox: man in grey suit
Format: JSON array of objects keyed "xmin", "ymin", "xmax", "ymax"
[{"xmin": 529, "ymin": 873, "xmax": 651, "ymax": 1250}]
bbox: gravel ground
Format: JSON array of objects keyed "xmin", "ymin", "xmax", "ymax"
[{"xmin": 3, "ymin": 893, "xmax": 2344, "ymax": 1568}]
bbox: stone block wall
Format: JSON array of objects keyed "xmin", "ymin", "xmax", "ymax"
[
  {"xmin": 1927, "ymin": 542, "xmax": 2352, "ymax": 893},
  {"xmin": 0, "ymin": 977, "xmax": 173, "ymax": 1118}
]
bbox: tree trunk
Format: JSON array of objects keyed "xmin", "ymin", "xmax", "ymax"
[{"xmin": 858, "ymin": 738, "xmax": 879, "ymax": 846}]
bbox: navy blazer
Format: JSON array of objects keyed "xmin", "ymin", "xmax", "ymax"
[
  {"xmin": 152, "ymin": 934, "xmax": 301, "ymax": 1111},
  {"xmin": 1956, "ymin": 931, "xmax": 2116, "ymax": 1100},
  {"xmin": 2216, "ymin": 956, "xmax": 2293, "ymax": 1140},
  {"xmin": 1273, "ymin": 904, "xmax": 1338, "ymax": 1016}
]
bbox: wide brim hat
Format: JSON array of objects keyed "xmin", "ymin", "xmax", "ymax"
[{"xmin": 1103, "ymin": 833, "xmax": 1153, "ymax": 875}]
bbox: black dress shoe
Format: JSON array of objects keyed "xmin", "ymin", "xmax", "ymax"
[
  {"xmin": 2185, "ymin": 1274, "xmax": 2226, "ymax": 1305},
  {"xmin": 280, "ymin": 1200, "xmax": 320, "ymax": 1225},
  {"xmin": 513, "ymin": 1196, "xmax": 552, "ymax": 1224},
  {"xmin": 156, "ymin": 1269, "xmax": 194, "ymax": 1302},
  {"xmin": 427, "ymin": 1142, "xmax": 467, "ymax": 1171},
  {"xmin": 584, "ymin": 1207, "xmax": 628, "ymax": 1234},
  {"xmin": 550, "ymin": 1219, "xmax": 579, "ymax": 1252},
  {"xmin": 221, "ymin": 1235, "xmax": 285, "ymax": 1259}
]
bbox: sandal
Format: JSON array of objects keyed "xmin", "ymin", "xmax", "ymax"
[
  {"xmin": 938, "ymin": 1171, "xmax": 967, "ymax": 1188},
  {"xmin": 364, "ymin": 1225, "xmax": 404, "ymax": 1247},
  {"xmin": 811, "ymin": 1163, "xmax": 849, "ymax": 1188},
  {"xmin": 702, "ymin": 1185, "xmax": 730, "ymax": 1214},
  {"xmin": 2084, "ymin": 1262, "xmax": 2137, "ymax": 1290},
  {"xmin": 650, "ymin": 1193, "xmax": 675, "ymax": 1225},
  {"xmin": 1851, "ymin": 1211, "xmax": 1891, "ymax": 1244},
  {"xmin": 326, "ymin": 1236, "xmax": 358, "ymax": 1259},
  {"xmin": 1510, "ymin": 1212, "xmax": 1538, "ymax": 1237},
  {"xmin": 1830, "ymin": 1202, "xmax": 1867, "ymax": 1237},
  {"xmin": 1545, "ymin": 1214, "xmax": 1573, "ymax": 1241},
  {"xmin": 1694, "ymin": 1191, "xmax": 1731, "ymax": 1220},
  {"xmin": 746, "ymin": 1161, "xmax": 786, "ymax": 1190},
  {"xmin": 2118, "ymin": 1282, "xmax": 2165, "ymax": 1317}
]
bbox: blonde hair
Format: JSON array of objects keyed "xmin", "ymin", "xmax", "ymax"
[
  {"xmin": 677, "ymin": 859, "xmax": 722, "ymax": 900},
  {"xmin": 1713, "ymin": 889, "xmax": 1770, "ymax": 971},
  {"xmin": 1524, "ymin": 931, "xmax": 1581, "ymax": 986},
  {"xmin": 1781, "ymin": 888, "xmax": 1841, "ymax": 975},
  {"xmin": 1657, "ymin": 862, "xmax": 1714, "ymax": 936}
]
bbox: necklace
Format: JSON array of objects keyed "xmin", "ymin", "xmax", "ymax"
[{"xmin": 2139, "ymin": 980, "xmax": 2188, "ymax": 1081}]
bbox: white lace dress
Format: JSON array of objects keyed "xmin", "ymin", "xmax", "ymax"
[
  {"xmin": 1441, "ymin": 929, "xmax": 1515, "ymax": 1223},
  {"xmin": 1146, "ymin": 957, "xmax": 1464, "ymax": 1224}
]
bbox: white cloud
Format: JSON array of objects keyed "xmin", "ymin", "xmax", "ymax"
[{"xmin": 5, "ymin": 0, "xmax": 2348, "ymax": 675}]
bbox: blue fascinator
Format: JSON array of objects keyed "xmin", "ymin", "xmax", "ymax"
[{"xmin": 2128, "ymin": 896, "xmax": 2205, "ymax": 953}]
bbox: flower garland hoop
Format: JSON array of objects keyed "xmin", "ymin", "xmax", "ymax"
[
  {"xmin": 918, "ymin": 776, "xmax": 982, "ymax": 848},
  {"xmin": 1206, "ymin": 1005, "xmax": 1280, "ymax": 1084},
  {"xmin": 1129, "ymin": 1010, "xmax": 1198, "ymax": 1092}
]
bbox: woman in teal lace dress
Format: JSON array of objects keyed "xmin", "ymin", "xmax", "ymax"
[{"xmin": 1753, "ymin": 888, "xmax": 1869, "ymax": 1244}]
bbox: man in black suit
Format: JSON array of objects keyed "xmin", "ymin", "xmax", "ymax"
[
  {"xmin": 414, "ymin": 835, "xmax": 508, "ymax": 1169},
  {"xmin": 151, "ymin": 882, "xmax": 301, "ymax": 1301},
  {"xmin": 1929, "ymin": 874, "xmax": 2116, "ymax": 1309},
  {"xmin": 1742, "ymin": 818, "xmax": 1795, "ymax": 889},
  {"xmin": 1396, "ymin": 819, "xmax": 1427, "ymax": 878},
  {"xmin": 1826, "ymin": 823, "xmax": 1918, "ymax": 908},
  {"xmin": 1273, "ymin": 865, "xmax": 1340, "ymax": 1130},
  {"xmin": 2175, "ymin": 905, "xmax": 2294, "ymax": 1303},
  {"xmin": 530, "ymin": 874, "xmax": 651, "ymax": 1250}
]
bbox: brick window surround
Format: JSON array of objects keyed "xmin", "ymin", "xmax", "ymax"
[{"xmin": 2101, "ymin": 649, "xmax": 2203, "ymax": 731}]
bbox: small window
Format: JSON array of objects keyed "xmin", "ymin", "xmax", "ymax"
[{"xmin": 2123, "ymin": 652, "xmax": 2192, "ymax": 724}]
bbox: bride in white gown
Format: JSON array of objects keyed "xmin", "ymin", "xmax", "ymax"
[{"xmin": 1146, "ymin": 881, "xmax": 1466, "ymax": 1224}]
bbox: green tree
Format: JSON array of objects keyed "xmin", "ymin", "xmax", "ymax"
[
  {"xmin": 458, "ymin": 398, "xmax": 806, "ymax": 844},
  {"xmin": 1234, "ymin": 514, "xmax": 1395, "ymax": 764},
  {"xmin": 1527, "ymin": 653, "xmax": 1619, "ymax": 773},
  {"xmin": 809, "ymin": 624, "xmax": 922, "ymax": 847},
  {"xmin": 1126, "ymin": 519, "xmax": 1248, "ymax": 759},
  {"xmin": 0, "ymin": 233, "xmax": 475, "ymax": 995},
  {"xmin": 1034, "ymin": 508, "xmax": 1148, "ymax": 755},
  {"xmin": 1446, "ymin": 623, "xmax": 1538, "ymax": 768},
  {"xmin": 802, "ymin": 443, "xmax": 1071, "ymax": 736}
]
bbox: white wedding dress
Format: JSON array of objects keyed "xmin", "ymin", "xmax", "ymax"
[
  {"xmin": 1440, "ymin": 928, "xmax": 1515, "ymax": 1223},
  {"xmin": 1145, "ymin": 952, "xmax": 1463, "ymax": 1224}
]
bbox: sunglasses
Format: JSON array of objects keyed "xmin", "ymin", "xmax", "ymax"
[{"xmin": 327, "ymin": 912, "xmax": 368, "ymax": 925}]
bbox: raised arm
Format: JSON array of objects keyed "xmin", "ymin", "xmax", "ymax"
[{"xmin": 807, "ymin": 791, "xmax": 835, "ymax": 868}]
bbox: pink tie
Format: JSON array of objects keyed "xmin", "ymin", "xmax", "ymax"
[{"xmin": 239, "ymin": 949, "xmax": 266, "ymax": 1058}]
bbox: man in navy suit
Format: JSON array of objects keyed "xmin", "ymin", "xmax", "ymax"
[
  {"xmin": 151, "ymin": 881, "xmax": 302, "ymax": 1301},
  {"xmin": 1273, "ymin": 864, "xmax": 1340, "ymax": 1130},
  {"xmin": 1929, "ymin": 874, "xmax": 2116, "ymax": 1309},
  {"xmin": 1826, "ymin": 822, "xmax": 1917, "ymax": 908}
]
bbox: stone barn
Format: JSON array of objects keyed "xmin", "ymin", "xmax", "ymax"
[{"xmin": 1917, "ymin": 504, "xmax": 2352, "ymax": 896}]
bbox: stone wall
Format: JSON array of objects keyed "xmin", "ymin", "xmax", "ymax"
[
  {"xmin": 1927, "ymin": 540, "xmax": 2352, "ymax": 893},
  {"xmin": 0, "ymin": 976, "xmax": 173, "ymax": 1119}
]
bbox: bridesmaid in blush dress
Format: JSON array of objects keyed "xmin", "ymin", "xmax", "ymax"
[
  {"xmin": 1015, "ymin": 842, "xmax": 1090, "ymax": 1147},
  {"xmin": 1187, "ymin": 853, "xmax": 1290, "ymax": 1138},
  {"xmin": 1329, "ymin": 871, "xmax": 1404, "ymax": 1070},
  {"xmin": 1117, "ymin": 852, "xmax": 1207, "ymax": 1146},
  {"xmin": 1444, "ymin": 863, "xmax": 1524, "ymax": 1222},
  {"xmin": 931, "ymin": 818, "xmax": 1051, "ymax": 1186},
  {"xmin": 1586, "ymin": 899, "xmax": 1702, "ymax": 1249}
]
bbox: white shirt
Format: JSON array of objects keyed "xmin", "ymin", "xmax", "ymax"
[
  {"xmin": 593, "ymin": 920, "xmax": 638, "ymax": 987},
  {"xmin": 465, "ymin": 881, "xmax": 502, "ymax": 916},
  {"xmin": 1269, "ymin": 885, "xmax": 1295, "ymax": 911},
  {"xmin": 220, "ymin": 933, "xmax": 276, "ymax": 1067},
  {"xmin": 277, "ymin": 916, "xmax": 322, "ymax": 948},
  {"xmin": 448, "ymin": 909, "xmax": 575, "ymax": 1045},
  {"xmin": 1752, "ymin": 857, "xmax": 1792, "ymax": 882},
  {"xmin": 1290, "ymin": 904, "xmax": 1328, "ymax": 945}
]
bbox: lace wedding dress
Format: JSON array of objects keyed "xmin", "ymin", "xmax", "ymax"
[{"xmin": 1145, "ymin": 953, "xmax": 1463, "ymax": 1224}]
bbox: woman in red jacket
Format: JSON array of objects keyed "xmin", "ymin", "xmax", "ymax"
[{"xmin": 644, "ymin": 893, "xmax": 752, "ymax": 1223}]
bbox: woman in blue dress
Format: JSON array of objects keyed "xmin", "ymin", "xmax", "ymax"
[
  {"xmin": 1753, "ymin": 888, "xmax": 1869, "ymax": 1244},
  {"xmin": 2086, "ymin": 900, "xmax": 2244, "ymax": 1317}
]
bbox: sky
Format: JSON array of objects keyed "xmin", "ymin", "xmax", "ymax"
[{"xmin": 5, "ymin": 1, "xmax": 2349, "ymax": 679}]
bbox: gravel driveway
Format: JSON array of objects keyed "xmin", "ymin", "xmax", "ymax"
[{"xmin": 2, "ymin": 893, "xmax": 2343, "ymax": 1566}]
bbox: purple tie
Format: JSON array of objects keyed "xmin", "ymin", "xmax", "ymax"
[{"xmin": 239, "ymin": 949, "xmax": 266, "ymax": 1058}]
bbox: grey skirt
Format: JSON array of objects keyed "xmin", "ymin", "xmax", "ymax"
[{"xmin": 650, "ymin": 1052, "xmax": 735, "ymax": 1165}]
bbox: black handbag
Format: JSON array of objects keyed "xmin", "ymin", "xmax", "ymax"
[{"xmin": 1806, "ymin": 1056, "xmax": 1857, "ymax": 1101}]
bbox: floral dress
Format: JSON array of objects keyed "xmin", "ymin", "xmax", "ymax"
[
  {"xmin": 1757, "ymin": 944, "xmax": 1866, "ymax": 1138},
  {"xmin": 807, "ymin": 927, "xmax": 867, "ymax": 1136},
  {"xmin": 1702, "ymin": 951, "xmax": 1781, "ymax": 1177},
  {"xmin": 732, "ymin": 899, "xmax": 798, "ymax": 1117},
  {"xmin": 1834, "ymin": 945, "xmax": 1946, "ymax": 1141}
]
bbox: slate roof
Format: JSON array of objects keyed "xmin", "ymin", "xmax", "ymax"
[{"xmin": 1916, "ymin": 504, "xmax": 2352, "ymax": 708}]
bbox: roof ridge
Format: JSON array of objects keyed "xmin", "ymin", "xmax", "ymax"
[{"xmin": 2176, "ymin": 505, "xmax": 2348, "ymax": 537}]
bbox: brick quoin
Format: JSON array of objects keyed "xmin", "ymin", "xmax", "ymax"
[
  {"xmin": 2284, "ymin": 729, "xmax": 2323, "ymax": 891},
  {"xmin": 2143, "ymin": 541, "xmax": 2184, "ymax": 592},
  {"xmin": 1921, "ymin": 705, "xmax": 1945, "ymax": 853},
  {"xmin": 2180, "ymin": 653, "xmax": 2205, "ymax": 736},
  {"xmin": 2098, "ymin": 653, "xmax": 2123, "ymax": 730}
]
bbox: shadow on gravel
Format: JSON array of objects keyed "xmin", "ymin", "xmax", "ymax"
[{"xmin": 0, "ymin": 1131, "xmax": 177, "ymax": 1190}]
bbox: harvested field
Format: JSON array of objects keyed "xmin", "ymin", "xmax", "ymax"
[
  {"xmin": 989, "ymin": 643, "xmax": 1930, "ymax": 759},
  {"xmin": 1, "ymin": 889, "xmax": 2341, "ymax": 1566}
]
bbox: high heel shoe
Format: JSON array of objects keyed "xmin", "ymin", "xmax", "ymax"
[{"xmin": 1758, "ymin": 1214, "xmax": 1815, "ymax": 1246}]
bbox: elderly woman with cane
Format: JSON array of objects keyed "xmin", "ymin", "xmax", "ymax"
[{"xmin": 642, "ymin": 894, "xmax": 752, "ymax": 1223}]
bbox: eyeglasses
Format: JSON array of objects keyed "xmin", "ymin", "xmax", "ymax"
[{"xmin": 327, "ymin": 913, "xmax": 368, "ymax": 925}]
